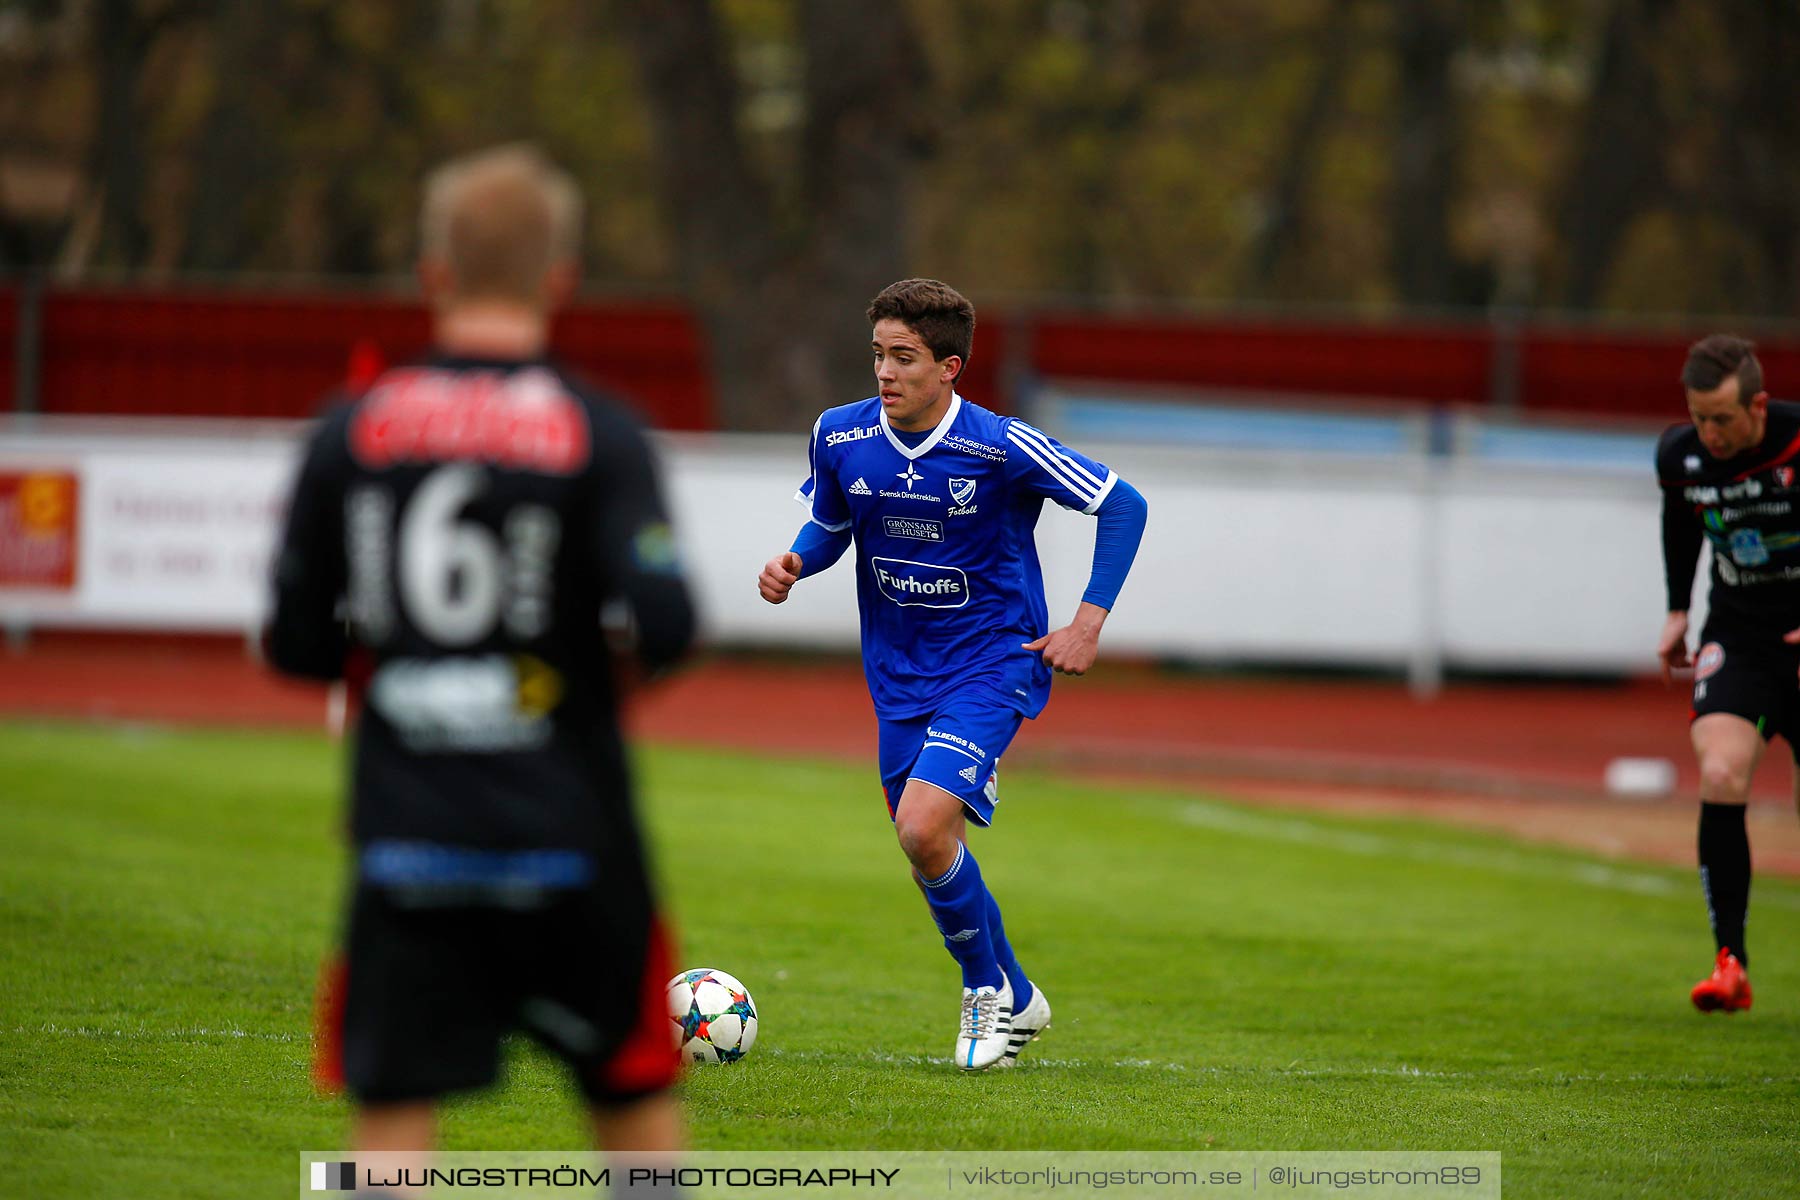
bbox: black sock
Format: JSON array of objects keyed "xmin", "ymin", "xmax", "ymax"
[{"xmin": 1697, "ymin": 801, "xmax": 1751, "ymax": 967}]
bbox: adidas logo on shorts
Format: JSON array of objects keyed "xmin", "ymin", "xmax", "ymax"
[
  {"xmin": 959, "ymin": 764, "xmax": 979, "ymax": 784},
  {"xmin": 849, "ymin": 477, "xmax": 873, "ymax": 495}
]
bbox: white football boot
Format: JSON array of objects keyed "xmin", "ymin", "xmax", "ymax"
[
  {"xmin": 955, "ymin": 975, "xmax": 1013, "ymax": 1071},
  {"xmin": 997, "ymin": 981, "xmax": 1050, "ymax": 1068}
]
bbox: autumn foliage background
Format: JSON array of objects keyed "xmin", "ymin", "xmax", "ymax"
[{"xmin": 2, "ymin": 1, "xmax": 1796, "ymax": 428}]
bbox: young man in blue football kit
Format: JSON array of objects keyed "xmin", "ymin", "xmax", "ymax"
[{"xmin": 758, "ymin": 278, "xmax": 1148, "ymax": 1070}]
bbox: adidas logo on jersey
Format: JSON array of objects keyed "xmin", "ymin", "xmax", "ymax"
[
  {"xmin": 849, "ymin": 477, "xmax": 873, "ymax": 495},
  {"xmin": 959, "ymin": 764, "xmax": 979, "ymax": 784}
]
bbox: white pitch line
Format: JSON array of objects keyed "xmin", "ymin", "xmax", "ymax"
[
  {"xmin": 761, "ymin": 1046, "xmax": 1797, "ymax": 1087},
  {"xmin": 23, "ymin": 1023, "xmax": 300, "ymax": 1043},
  {"xmin": 28, "ymin": 1029, "xmax": 1784, "ymax": 1089},
  {"xmin": 1164, "ymin": 800, "xmax": 1800, "ymax": 910}
]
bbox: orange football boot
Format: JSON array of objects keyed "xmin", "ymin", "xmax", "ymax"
[{"xmin": 1690, "ymin": 948, "xmax": 1753, "ymax": 1013}]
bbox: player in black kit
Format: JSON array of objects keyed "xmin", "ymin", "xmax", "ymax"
[
  {"xmin": 267, "ymin": 145, "xmax": 697, "ymax": 1151},
  {"xmin": 1655, "ymin": 334, "xmax": 1800, "ymax": 1014}
]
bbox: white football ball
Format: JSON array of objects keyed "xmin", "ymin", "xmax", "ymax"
[{"xmin": 666, "ymin": 967, "xmax": 758, "ymax": 1064}]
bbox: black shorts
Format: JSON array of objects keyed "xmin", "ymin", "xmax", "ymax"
[
  {"xmin": 314, "ymin": 883, "xmax": 679, "ymax": 1106},
  {"xmin": 1691, "ymin": 625, "xmax": 1800, "ymax": 757}
]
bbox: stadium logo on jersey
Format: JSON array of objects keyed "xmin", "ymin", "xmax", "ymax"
[
  {"xmin": 872, "ymin": 556, "xmax": 969, "ymax": 608},
  {"xmin": 351, "ymin": 367, "xmax": 589, "ymax": 474},
  {"xmin": 1695, "ymin": 642, "xmax": 1725, "ymax": 680},
  {"xmin": 849, "ymin": 477, "xmax": 873, "ymax": 495},
  {"xmin": 949, "ymin": 478, "xmax": 977, "ymax": 506},
  {"xmin": 826, "ymin": 423, "xmax": 882, "ymax": 446},
  {"xmin": 884, "ymin": 516, "xmax": 944, "ymax": 542}
]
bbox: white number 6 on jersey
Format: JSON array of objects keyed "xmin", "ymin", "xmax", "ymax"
[{"xmin": 399, "ymin": 464, "xmax": 503, "ymax": 646}]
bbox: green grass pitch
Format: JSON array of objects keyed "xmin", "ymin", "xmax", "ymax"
[{"xmin": 2, "ymin": 720, "xmax": 1798, "ymax": 1199}]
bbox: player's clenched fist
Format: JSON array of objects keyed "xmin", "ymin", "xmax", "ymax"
[
  {"xmin": 758, "ymin": 551, "xmax": 803, "ymax": 604},
  {"xmin": 1021, "ymin": 601, "xmax": 1110, "ymax": 676}
]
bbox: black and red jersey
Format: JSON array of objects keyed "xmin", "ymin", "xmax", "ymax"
[
  {"xmin": 1657, "ymin": 398, "xmax": 1800, "ymax": 636},
  {"xmin": 268, "ymin": 354, "xmax": 696, "ymax": 866}
]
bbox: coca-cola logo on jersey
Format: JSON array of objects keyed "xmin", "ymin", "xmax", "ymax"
[{"xmin": 350, "ymin": 368, "xmax": 590, "ymax": 474}]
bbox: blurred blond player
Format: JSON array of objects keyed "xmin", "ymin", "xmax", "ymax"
[
  {"xmin": 1656, "ymin": 334, "xmax": 1800, "ymax": 1013},
  {"xmin": 268, "ymin": 145, "xmax": 696, "ymax": 1150},
  {"xmin": 759, "ymin": 279, "xmax": 1147, "ymax": 1070}
]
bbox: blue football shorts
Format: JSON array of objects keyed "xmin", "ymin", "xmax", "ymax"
[{"xmin": 877, "ymin": 690, "xmax": 1026, "ymax": 828}]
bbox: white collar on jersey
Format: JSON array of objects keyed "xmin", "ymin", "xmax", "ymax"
[{"xmin": 879, "ymin": 392, "xmax": 963, "ymax": 460}]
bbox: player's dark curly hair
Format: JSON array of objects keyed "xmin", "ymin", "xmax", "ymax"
[
  {"xmin": 1682, "ymin": 334, "xmax": 1763, "ymax": 402},
  {"xmin": 867, "ymin": 279, "xmax": 975, "ymax": 380}
]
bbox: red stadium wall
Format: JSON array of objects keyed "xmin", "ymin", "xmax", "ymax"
[
  {"xmin": 957, "ymin": 323, "xmax": 1007, "ymax": 412},
  {"xmin": 1028, "ymin": 311, "xmax": 1800, "ymax": 420},
  {"xmin": 2, "ymin": 281, "xmax": 1797, "ymax": 427},
  {"xmin": 1028, "ymin": 313, "xmax": 1494, "ymax": 405},
  {"xmin": 1513, "ymin": 328, "xmax": 1796, "ymax": 418},
  {"xmin": 0, "ymin": 283, "xmax": 713, "ymax": 429}
]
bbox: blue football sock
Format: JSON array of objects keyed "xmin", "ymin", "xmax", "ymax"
[
  {"xmin": 986, "ymin": 889, "xmax": 1032, "ymax": 1010},
  {"xmin": 919, "ymin": 843, "xmax": 1003, "ymax": 991}
]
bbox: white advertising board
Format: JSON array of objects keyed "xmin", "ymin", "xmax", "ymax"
[
  {"xmin": 0, "ymin": 419, "xmax": 1670, "ymax": 677},
  {"xmin": 0, "ymin": 423, "xmax": 303, "ymax": 631}
]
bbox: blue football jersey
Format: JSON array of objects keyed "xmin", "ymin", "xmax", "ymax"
[{"xmin": 796, "ymin": 393, "xmax": 1118, "ymax": 720}]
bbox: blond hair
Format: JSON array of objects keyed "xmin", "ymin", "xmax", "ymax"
[{"xmin": 419, "ymin": 144, "xmax": 581, "ymax": 303}]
